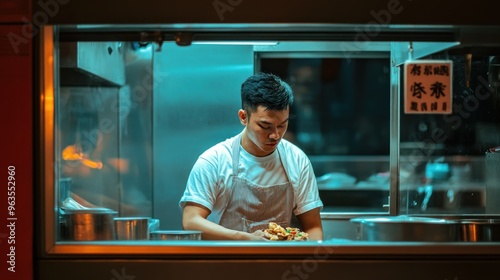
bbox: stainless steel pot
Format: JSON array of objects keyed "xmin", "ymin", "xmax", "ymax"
[
  {"xmin": 114, "ymin": 217, "xmax": 150, "ymax": 240},
  {"xmin": 350, "ymin": 216, "xmax": 461, "ymax": 242},
  {"xmin": 460, "ymin": 219, "xmax": 500, "ymax": 242},
  {"xmin": 150, "ymin": 230, "xmax": 202, "ymax": 240},
  {"xmin": 61, "ymin": 208, "xmax": 117, "ymax": 241}
]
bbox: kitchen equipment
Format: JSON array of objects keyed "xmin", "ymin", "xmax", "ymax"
[
  {"xmin": 61, "ymin": 208, "xmax": 117, "ymax": 241},
  {"xmin": 425, "ymin": 162, "xmax": 450, "ymax": 182},
  {"xmin": 350, "ymin": 216, "xmax": 461, "ymax": 242},
  {"xmin": 59, "ymin": 41, "xmax": 125, "ymax": 87},
  {"xmin": 460, "ymin": 219, "xmax": 500, "ymax": 242},
  {"xmin": 486, "ymin": 150, "xmax": 500, "ymax": 214},
  {"xmin": 148, "ymin": 218, "xmax": 160, "ymax": 232},
  {"xmin": 150, "ymin": 230, "xmax": 202, "ymax": 240},
  {"xmin": 58, "ymin": 177, "xmax": 71, "ymax": 207},
  {"xmin": 114, "ymin": 217, "xmax": 150, "ymax": 240}
]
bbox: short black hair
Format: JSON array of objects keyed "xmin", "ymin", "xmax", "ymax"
[{"xmin": 241, "ymin": 72, "xmax": 294, "ymax": 113}]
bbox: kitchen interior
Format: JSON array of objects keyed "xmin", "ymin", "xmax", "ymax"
[
  {"xmin": 35, "ymin": 23, "xmax": 500, "ymax": 280},
  {"xmin": 47, "ymin": 26, "xmax": 500, "ymax": 243}
]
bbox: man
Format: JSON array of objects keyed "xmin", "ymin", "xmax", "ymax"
[{"xmin": 179, "ymin": 72, "xmax": 323, "ymax": 241}]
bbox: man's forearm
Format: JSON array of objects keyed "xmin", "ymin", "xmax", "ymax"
[
  {"xmin": 306, "ymin": 227, "xmax": 323, "ymax": 241},
  {"xmin": 184, "ymin": 215, "xmax": 253, "ymax": 240}
]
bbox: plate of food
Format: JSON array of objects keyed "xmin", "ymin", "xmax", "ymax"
[{"xmin": 263, "ymin": 222, "xmax": 309, "ymax": 241}]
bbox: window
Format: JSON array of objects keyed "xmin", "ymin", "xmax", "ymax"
[
  {"xmin": 259, "ymin": 56, "xmax": 391, "ymax": 213},
  {"xmin": 399, "ymin": 52, "xmax": 500, "ymax": 215}
]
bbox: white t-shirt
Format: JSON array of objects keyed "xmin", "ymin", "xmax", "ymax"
[{"xmin": 179, "ymin": 134, "xmax": 323, "ymax": 224}]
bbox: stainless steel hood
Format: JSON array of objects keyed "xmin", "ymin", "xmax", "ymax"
[{"xmin": 59, "ymin": 41, "xmax": 126, "ymax": 87}]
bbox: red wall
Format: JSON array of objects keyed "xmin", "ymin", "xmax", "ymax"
[{"xmin": 0, "ymin": 0, "xmax": 34, "ymax": 279}]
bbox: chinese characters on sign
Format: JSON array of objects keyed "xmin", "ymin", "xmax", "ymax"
[{"xmin": 404, "ymin": 60, "xmax": 453, "ymax": 114}]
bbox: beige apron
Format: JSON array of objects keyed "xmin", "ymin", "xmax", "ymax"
[{"xmin": 219, "ymin": 134, "xmax": 294, "ymax": 233}]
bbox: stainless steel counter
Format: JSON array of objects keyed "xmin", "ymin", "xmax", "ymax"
[{"xmin": 46, "ymin": 239, "xmax": 500, "ymax": 257}]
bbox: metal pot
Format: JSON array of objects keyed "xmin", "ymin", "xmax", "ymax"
[
  {"xmin": 460, "ymin": 219, "xmax": 500, "ymax": 242},
  {"xmin": 61, "ymin": 208, "xmax": 117, "ymax": 241},
  {"xmin": 150, "ymin": 230, "xmax": 202, "ymax": 240},
  {"xmin": 350, "ymin": 216, "xmax": 461, "ymax": 242},
  {"xmin": 114, "ymin": 217, "xmax": 150, "ymax": 240}
]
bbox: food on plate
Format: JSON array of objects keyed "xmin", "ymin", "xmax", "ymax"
[{"xmin": 263, "ymin": 222, "xmax": 309, "ymax": 241}]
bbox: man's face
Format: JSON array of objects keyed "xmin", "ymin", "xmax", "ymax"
[{"xmin": 239, "ymin": 105, "xmax": 289, "ymax": 157}]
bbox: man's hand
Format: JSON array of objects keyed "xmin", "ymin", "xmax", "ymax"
[
  {"xmin": 183, "ymin": 202, "xmax": 269, "ymax": 240},
  {"xmin": 249, "ymin": 229, "xmax": 269, "ymax": 241}
]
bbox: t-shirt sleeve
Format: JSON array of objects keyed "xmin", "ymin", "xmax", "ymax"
[
  {"xmin": 179, "ymin": 156, "xmax": 219, "ymax": 212},
  {"xmin": 293, "ymin": 154, "xmax": 324, "ymax": 215}
]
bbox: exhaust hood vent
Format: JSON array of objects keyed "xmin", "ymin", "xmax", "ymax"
[{"xmin": 59, "ymin": 42, "xmax": 125, "ymax": 87}]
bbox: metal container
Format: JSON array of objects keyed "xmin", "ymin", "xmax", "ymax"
[
  {"xmin": 460, "ymin": 219, "xmax": 500, "ymax": 242},
  {"xmin": 114, "ymin": 217, "xmax": 150, "ymax": 240},
  {"xmin": 150, "ymin": 230, "xmax": 202, "ymax": 240},
  {"xmin": 350, "ymin": 216, "xmax": 461, "ymax": 242},
  {"xmin": 62, "ymin": 208, "xmax": 117, "ymax": 241}
]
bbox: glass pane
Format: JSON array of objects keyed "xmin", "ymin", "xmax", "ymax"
[
  {"xmin": 54, "ymin": 39, "xmax": 256, "ymax": 242},
  {"xmin": 55, "ymin": 41, "xmax": 155, "ymax": 241},
  {"xmin": 399, "ymin": 51, "xmax": 500, "ymax": 216},
  {"xmin": 259, "ymin": 57, "xmax": 391, "ymax": 213}
]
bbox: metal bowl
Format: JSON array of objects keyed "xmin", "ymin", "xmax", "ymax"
[
  {"xmin": 150, "ymin": 230, "xmax": 202, "ymax": 240},
  {"xmin": 350, "ymin": 216, "xmax": 461, "ymax": 242}
]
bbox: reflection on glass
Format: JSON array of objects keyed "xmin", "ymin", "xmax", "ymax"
[
  {"xmin": 50, "ymin": 36, "xmax": 500, "ymax": 244},
  {"xmin": 260, "ymin": 57, "xmax": 391, "ymax": 213},
  {"xmin": 55, "ymin": 42, "xmax": 154, "ymax": 241},
  {"xmin": 261, "ymin": 58, "xmax": 391, "ymax": 156},
  {"xmin": 399, "ymin": 53, "xmax": 500, "ymax": 216}
]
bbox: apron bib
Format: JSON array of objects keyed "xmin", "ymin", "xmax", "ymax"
[{"xmin": 219, "ymin": 134, "xmax": 294, "ymax": 233}]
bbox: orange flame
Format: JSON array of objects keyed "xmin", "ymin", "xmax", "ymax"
[{"xmin": 62, "ymin": 145, "xmax": 103, "ymax": 169}]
